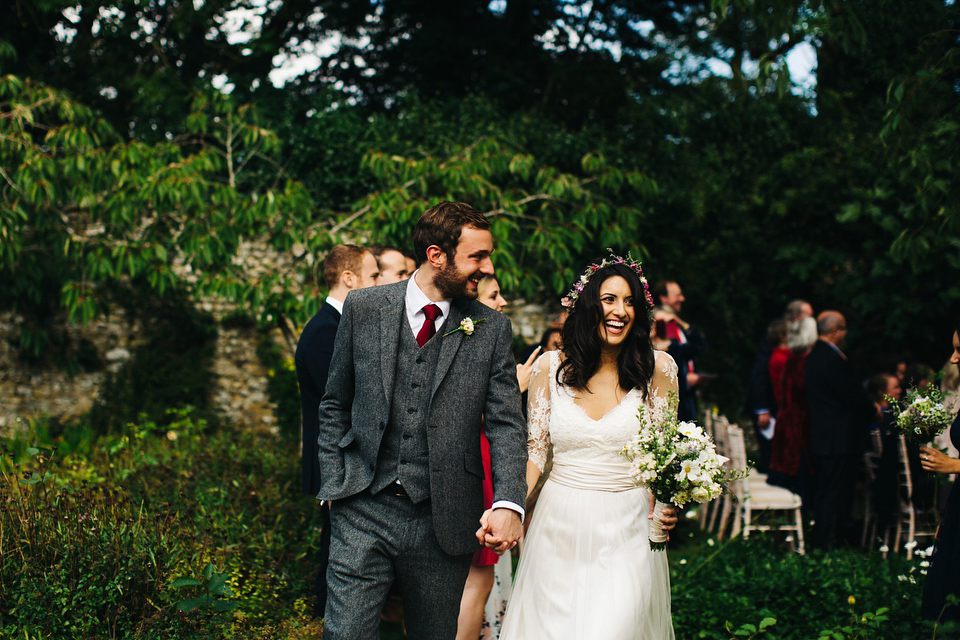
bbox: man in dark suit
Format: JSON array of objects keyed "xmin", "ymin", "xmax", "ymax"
[
  {"xmin": 294, "ymin": 244, "xmax": 380, "ymax": 616},
  {"xmin": 317, "ymin": 202, "xmax": 527, "ymax": 639},
  {"xmin": 805, "ymin": 310, "xmax": 877, "ymax": 550},
  {"xmin": 653, "ymin": 280, "xmax": 704, "ymax": 422}
]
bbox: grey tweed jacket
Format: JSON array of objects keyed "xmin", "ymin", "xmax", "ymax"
[{"xmin": 316, "ymin": 280, "xmax": 528, "ymax": 555}]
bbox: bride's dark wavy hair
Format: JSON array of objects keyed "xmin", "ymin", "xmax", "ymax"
[{"xmin": 557, "ymin": 262, "xmax": 655, "ymax": 400}]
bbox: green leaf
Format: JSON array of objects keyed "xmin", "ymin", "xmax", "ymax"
[
  {"xmin": 212, "ymin": 599, "xmax": 239, "ymax": 611},
  {"xmin": 171, "ymin": 577, "xmax": 203, "ymax": 589},
  {"xmin": 177, "ymin": 596, "xmax": 208, "ymax": 612}
]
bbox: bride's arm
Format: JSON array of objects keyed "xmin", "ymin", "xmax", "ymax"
[
  {"xmin": 525, "ymin": 352, "xmax": 553, "ymax": 499},
  {"xmin": 648, "ymin": 350, "xmax": 681, "ymax": 530},
  {"xmin": 649, "ymin": 349, "xmax": 680, "ymax": 405}
]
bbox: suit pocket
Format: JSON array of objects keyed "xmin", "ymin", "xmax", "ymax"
[
  {"xmin": 338, "ymin": 430, "xmax": 356, "ymax": 448},
  {"xmin": 463, "ymin": 451, "xmax": 484, "ymax": 479}
]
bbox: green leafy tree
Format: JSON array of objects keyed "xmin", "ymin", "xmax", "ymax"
[{"xmin": 0, "ymin": 75, "xmax": 317, "ymax": 360}]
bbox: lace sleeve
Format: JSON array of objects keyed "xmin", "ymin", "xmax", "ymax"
[
  {"xmin": 648, "ymin": 350, "xmax": 680, "ymax": 424},
  {"xmin": 526, "ymin": 351, "xmax": 554, "ymax": 472}
]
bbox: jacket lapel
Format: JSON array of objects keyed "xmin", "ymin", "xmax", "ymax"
[
  {"xmin": 432, "ymin": 300, "xmax": 467, "ymax": 398},
  {"xmin": 379, "ymin": 286, "xmax": 406, "ymax": 403}
]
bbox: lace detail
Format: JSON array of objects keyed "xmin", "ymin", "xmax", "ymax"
[
  {"xmin": 526, "ymin": 352, "xmax": 553, "ymax": 472},
  {"xmin": 657, "ymin": 350, "xmax": 679, "ymax": 387},
  {"xmin": 525, "ymin": 349, "xmax": 680, "ymax": 482}
]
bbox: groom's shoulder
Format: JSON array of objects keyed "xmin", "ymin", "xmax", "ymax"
[
  {"xmin": 459, "ymin": 299, "xmax": 512, "ymax": 331},
  {"xmin": 344, "ymin": 280, "xmax": 406, "ymax": 309}
]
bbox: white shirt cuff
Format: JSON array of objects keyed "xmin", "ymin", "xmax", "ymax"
[{"xmin": 491, "ymin": 500, "xmax": 525, "ymax": 521}]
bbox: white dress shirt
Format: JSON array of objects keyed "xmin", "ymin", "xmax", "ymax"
[{"xmin": 325, "ymin": 296, "xmax": 344, "ymax": 315}]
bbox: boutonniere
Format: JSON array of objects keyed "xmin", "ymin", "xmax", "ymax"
[{"xmin": 444, "ymin": 316, "xmax": 485, "ymax": 337}]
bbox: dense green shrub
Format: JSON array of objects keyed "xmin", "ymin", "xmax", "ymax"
[
  {"xmin": 669, "ymin": 531, "xmax": 929, "ymax": 639},
  {"xmin": 0, "ymin": 409, "xmax": 941, "ymax": 638},
  {"xmin": 0, "ymin": 410, "xmax": 321, "ymax": 639}
]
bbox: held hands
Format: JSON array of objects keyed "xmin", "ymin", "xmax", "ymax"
[
  {"xmin": 476, "ymin": 508, "xmax": 523, "ymax": 555},
  {"xmin": 920, "ymin": 446, "xmax": 960, "ymax": 475},
  {"xmin": 648, "ymin": 500, "xmax": 678, "ymax": 537}
]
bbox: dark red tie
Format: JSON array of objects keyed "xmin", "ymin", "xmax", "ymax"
[{"xmin": 416, "ymin": 304, "xmax": 442, "ymax": 347}]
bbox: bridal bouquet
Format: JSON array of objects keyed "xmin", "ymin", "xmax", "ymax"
[
  {"xmin": 621, "ymin": 393, "xmax": 743, "ymax": 550},
  {"xmin": 887, "ymin": 384, "xmax": 953, "ymax": 446}
]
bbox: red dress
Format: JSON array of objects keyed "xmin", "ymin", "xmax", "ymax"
[
  {"xmin": 473, "ymin": 428, "xmax": 498, "ymax": 566},
  {"xmin": 769, "ymin": 351, "xmax": 812, "ymax": 477},
  {"xmin": 768, "ymin": 347, "xmax": 791, "ymax": 409}
]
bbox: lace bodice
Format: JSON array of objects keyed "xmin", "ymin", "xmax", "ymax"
[{"xmin": 527, "ymin": 350, "xmax": 679, "ymax": 488}]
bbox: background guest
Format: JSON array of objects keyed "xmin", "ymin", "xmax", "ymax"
[
  {"xmin": 805, "ymin": 311, "xmax": 877, "ymax": 550},
  {"xmin": 768, "ymin": 315, "xmax": 817, "ymax": 505},
  {"xmin": 653, "ymin": 279, "xmax": 704, "ymax": 421},
  {"xmin": 867, "ymin": 373, "xmax": 902, "ymax": 539},
  {"xmin": 745, "ymin": 317, "xmax": 789, "ymax": 472},
  {"xmin": 293, "ymin": 244, "xmax": 380, "ymax": 617},
  {"xmin": 919, "ymin": 321, "xmax": 960, "ymax": 624},
  {"xmin": 371, "ymin": 245, "xmax": 412, "ymax": 284}
]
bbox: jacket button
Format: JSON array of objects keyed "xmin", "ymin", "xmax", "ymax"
[
  {"xmin": 400, "ymin": 459, "xmax": 407, "ymax": 465},
  {"xmin": 402, "ymin": 433, "xmax": 411, "ymax": 440},
  {"xmin": 411, "ymin": 382, "xmax": 420, "ymax": 388},
  {"xmin": 379, "ymin": 422, "xmax": 386, "ymax": 430},
  {"xmin": 416, "ymin": 357, "xmax": 424, "ymax": 364},
  {"xmin": 407, "ymin": 407, "xmax": 416, "ymax": 414}
]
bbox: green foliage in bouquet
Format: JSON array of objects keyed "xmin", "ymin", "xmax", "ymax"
[{"xmin": 622, "ymin": 392, "xmax": 745, "ymax": 507}]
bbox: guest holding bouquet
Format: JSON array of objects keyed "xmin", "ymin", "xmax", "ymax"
[
  {"xmin": 918, "ymin": 320, "xmax": 960, "ymax": 624},
  {"xmin": 496, "ymin": 253, "xmax": 677, "ymax": 639}
]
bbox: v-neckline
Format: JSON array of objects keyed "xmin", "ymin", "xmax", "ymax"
[{"xmin": 568, "ymin": 387, "xmax": 639, "ymax": 423}]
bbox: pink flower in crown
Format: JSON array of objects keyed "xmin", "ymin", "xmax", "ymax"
[{"xmin": 560, "ymin": 249, "xmax": 654, "ymax": 312}]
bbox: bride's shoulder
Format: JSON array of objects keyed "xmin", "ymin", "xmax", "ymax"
[
  {"xmin": 653, "ymin": 349, "xmax": 678, "ymax": 377},
  {"xmin": 532, "ymin": 349, "xmax": 560, "ymax": 375}
]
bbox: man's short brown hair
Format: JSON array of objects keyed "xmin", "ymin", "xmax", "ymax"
[
  {"xmin": 412, "ymin": 201, "xmax": 490, "ymax": 265},
  {"xmin": 321, "ymin": 244, "xmax": 370, "ymax": 289}
]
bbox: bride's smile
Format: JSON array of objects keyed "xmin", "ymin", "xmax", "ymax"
[{"xmin": 598, "ymin": 275, "xmax": 636, "ymax": 348}]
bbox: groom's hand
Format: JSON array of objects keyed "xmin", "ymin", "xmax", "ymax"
[{"xmin": 476, "ymin": 508, "xmax": 523, "ymax": 555}]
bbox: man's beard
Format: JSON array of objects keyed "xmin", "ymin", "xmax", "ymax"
[{"xmin": 433, "ymin": 261, "xmax": 475, "ymax": 300}]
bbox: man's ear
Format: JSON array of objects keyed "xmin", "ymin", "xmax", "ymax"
[
  {"xmin": 340, "ymin": 270, "xmax": 356, "ymax": 290},
  {"xmin": 424, "ymin": 245, "xmax": 447, "ymax": 269}
]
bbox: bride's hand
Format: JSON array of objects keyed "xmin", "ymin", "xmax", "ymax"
[{"xmin": 648, "ymin": 501, "xmax": 678, "ymax": 534}]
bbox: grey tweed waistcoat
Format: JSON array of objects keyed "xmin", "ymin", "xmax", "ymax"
[{"xmin": 369, "ymin": 321, "xmax": 443, "ymax": 503}]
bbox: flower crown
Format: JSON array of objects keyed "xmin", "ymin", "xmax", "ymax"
[{"xmin": 560, "ymin": 250, "xmax": 655, "ymax": 310}]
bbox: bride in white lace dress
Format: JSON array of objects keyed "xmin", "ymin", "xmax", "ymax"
[{"xmin": 497, "ymin": 257, "xmax": 678, "ymax": 640}]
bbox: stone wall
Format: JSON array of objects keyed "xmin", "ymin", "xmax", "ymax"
[{"xmin": 1, "ymin": 296, "xmax": 556, "ymax": 439}]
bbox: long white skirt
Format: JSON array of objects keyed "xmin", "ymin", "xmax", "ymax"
[{"xmin": 499, "ymin": 478, "xmax": 674, "ymax": 640}]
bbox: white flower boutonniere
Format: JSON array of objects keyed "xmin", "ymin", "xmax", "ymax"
[{"xmin": 444, "ymin": 316, "xmax": 485, "ymax": 337}]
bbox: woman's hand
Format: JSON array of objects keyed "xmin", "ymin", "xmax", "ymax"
[
  {"xmin": 648, "ymin": 500, "xmax": 678, "ymax": 534},
  {"xmin": 516, "ymin": 346, "xmax": 541, "ymax": 394},
  {"xmin": 920, "ymin": 445, "xmax": 960, "ymax": 475}
]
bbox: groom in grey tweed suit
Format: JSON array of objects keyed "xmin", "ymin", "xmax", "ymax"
[{"xmin": 317, "ymin": 202, "xmax": 528, "ymax": 639}]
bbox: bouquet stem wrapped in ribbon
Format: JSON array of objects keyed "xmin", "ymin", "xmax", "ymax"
[{"xmin": 621, "ymin": 392, "xmax": 745, "ymax": 551}]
